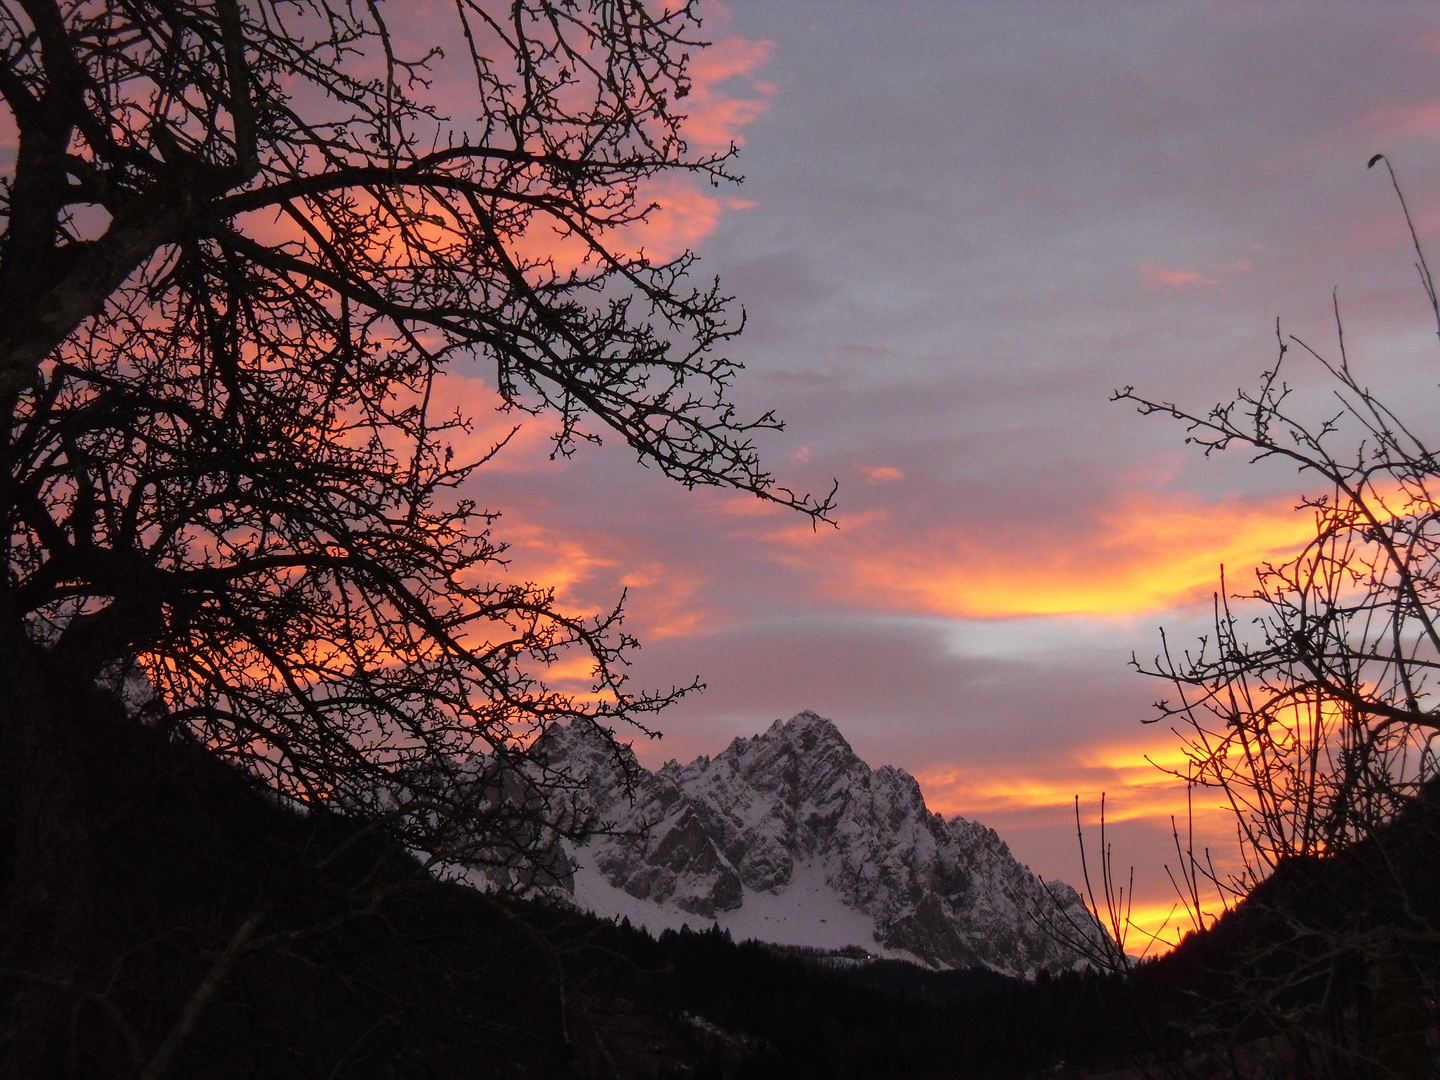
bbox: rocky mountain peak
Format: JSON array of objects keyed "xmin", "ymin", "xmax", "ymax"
[
  {"xmin": 545, "ymin": 712, "xmax": 1109, "ymax": 976},
  {"xmin": 712, "ymin": 711, "xmax": 867, "ymax": 806},
  {"xmin": 532, "ymin": 718, "xmax": 643, "ymax": 817}
]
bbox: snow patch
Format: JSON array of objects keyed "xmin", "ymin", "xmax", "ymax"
[{"xmin": 573, "ymin": 849, "xmax": 923, "ymax": 962}]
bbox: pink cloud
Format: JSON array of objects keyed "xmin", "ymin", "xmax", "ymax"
[
  {"xmin": 1362, "ymin": 100, "xmax": 1440, "ymax": 140},
  {"xmin": 861, "ymin": 465, "xmax": 904, "ymax": 484},
  {"xmin": 681, "ymin": 36, "xmax": 777, "ymax": 150},
  {"xmin": 624, "ymin": 176, "xmax": 727, "ymax": 263},
  {"xmin": 499, "ymin": 29, "xmax": 774, "ymax": 269},
  {"xmin": 1139, "ymin": 264, "xmax": 1223, "ymax": 292}
]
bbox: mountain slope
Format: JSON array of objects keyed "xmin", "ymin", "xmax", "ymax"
[{"xmin": 539, "ymin": 711, "xmax": 1105, "ymax": 975}]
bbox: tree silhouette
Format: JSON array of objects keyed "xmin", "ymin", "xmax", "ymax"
[
  {"xmin": 1117, "ymin": 158, "xmax": 1440, "ymax": 1076},
  {"xmin": 0, "ymin": 0, "xmax": 831, "ymax": 1066}
]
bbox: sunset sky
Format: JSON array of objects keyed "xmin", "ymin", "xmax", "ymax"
[{"xmin": 460, "ymin": 2, "xmax": 1440, "ymax": 946}]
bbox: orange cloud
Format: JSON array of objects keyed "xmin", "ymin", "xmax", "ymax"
[
  {"xmin": 616, "ymin": 562, "xmax": 714, "ymax": 639},
  {"xmin": 424, "ymin": 372, "xmax": 556, "ymax": 469},
  {"xmin": 915, "ymin": 742, "xmax": 1242, "ymax": 954},
  {"xmin": 793, "ymin": 489, "xmax": 1319, "ymax": 619},
  {"xmin": 914, "ymin": 741, "xmax": 1219, "ymax": 824},
  {"xmin": 471, "ymin": 506, "xmax": 727, "ymax": 643},
  {"xmin": 1140, "ymin": 264, "xmax": 1223, "ymax": 292},
  {"xmin": 491, "ymin": 26, "xmax": 773, "ymax": 272},
  {"xmin": 485, "ymin": 519, "xmax": 619, "ymax": 607},
  {"xmin": 231, "ymin": 19, "xmax": 774, "ymax": 287},
  {"xmin": 1124, "ymin": 899, "xmax": 1212, "ymax": 956}
]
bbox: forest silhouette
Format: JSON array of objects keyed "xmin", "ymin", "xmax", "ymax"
[{"xmin": 1, "ymin": 3, "xmax": 1438, "ymax": 1077}]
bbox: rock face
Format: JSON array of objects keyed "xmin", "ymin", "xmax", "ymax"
[{"xmin": 537, "ymin": 711, "xmax": 1107, "ymax": 976}]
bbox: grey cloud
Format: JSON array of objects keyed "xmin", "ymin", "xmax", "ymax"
[{"xmin": 460, "ymin": 2, "xmax": 1440, "ymax": 913}]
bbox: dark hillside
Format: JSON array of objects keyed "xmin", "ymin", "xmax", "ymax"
[
  {"xmin": 1128, "ymin": 781, "xmax": 1440, "ymax": 1077},
  {"xmin": 0, "ymin": 695, "xmax": 1168, "ymax": 1079},
  {"xmin": 16, "ymin": 694, "xmax": 1439, "ymax": 1077},
  {"xmin": 0, "ymin": 696, "xmax": 603, "ymax": 1078}
]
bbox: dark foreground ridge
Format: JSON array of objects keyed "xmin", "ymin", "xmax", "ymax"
[
  {"xmin": 5, "ymin": 696, "xmax": 1439, "ymax": 1077},
  {"xmin": 0, "ymin": 697, "xmax": 1162, "ymax": 1079}
]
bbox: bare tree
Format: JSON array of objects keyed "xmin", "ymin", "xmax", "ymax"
[
  {"xmin": 0, "ymin": 0, "xmax": 831, "ymax": 1070},
  {"xmin": 1117, "ymin": 157, "xmax": 1440, "ymax": 1078}
]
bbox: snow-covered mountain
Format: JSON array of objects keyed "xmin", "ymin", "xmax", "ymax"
[{"xmin": 536, "ymin": 711, "xmax": 1107, "ymax": 976}]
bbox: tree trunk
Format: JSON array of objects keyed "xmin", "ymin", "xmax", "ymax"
[{"xmin": 0, "ymin": 611, "xmax": 98, "ymax": 1076}]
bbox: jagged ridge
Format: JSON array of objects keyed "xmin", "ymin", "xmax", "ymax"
[{"xmin": 538, "ymin": 711, "xmax": 1106, "ymax": 975}]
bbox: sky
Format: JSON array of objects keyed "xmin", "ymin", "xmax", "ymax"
[
  {"xmin": 4, "ymin": 1, "xmax": 1437, "ymax": 953},
  {"xmin": 449, "ymin": 1, "xmax": 1440, "ymax": 948}
]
